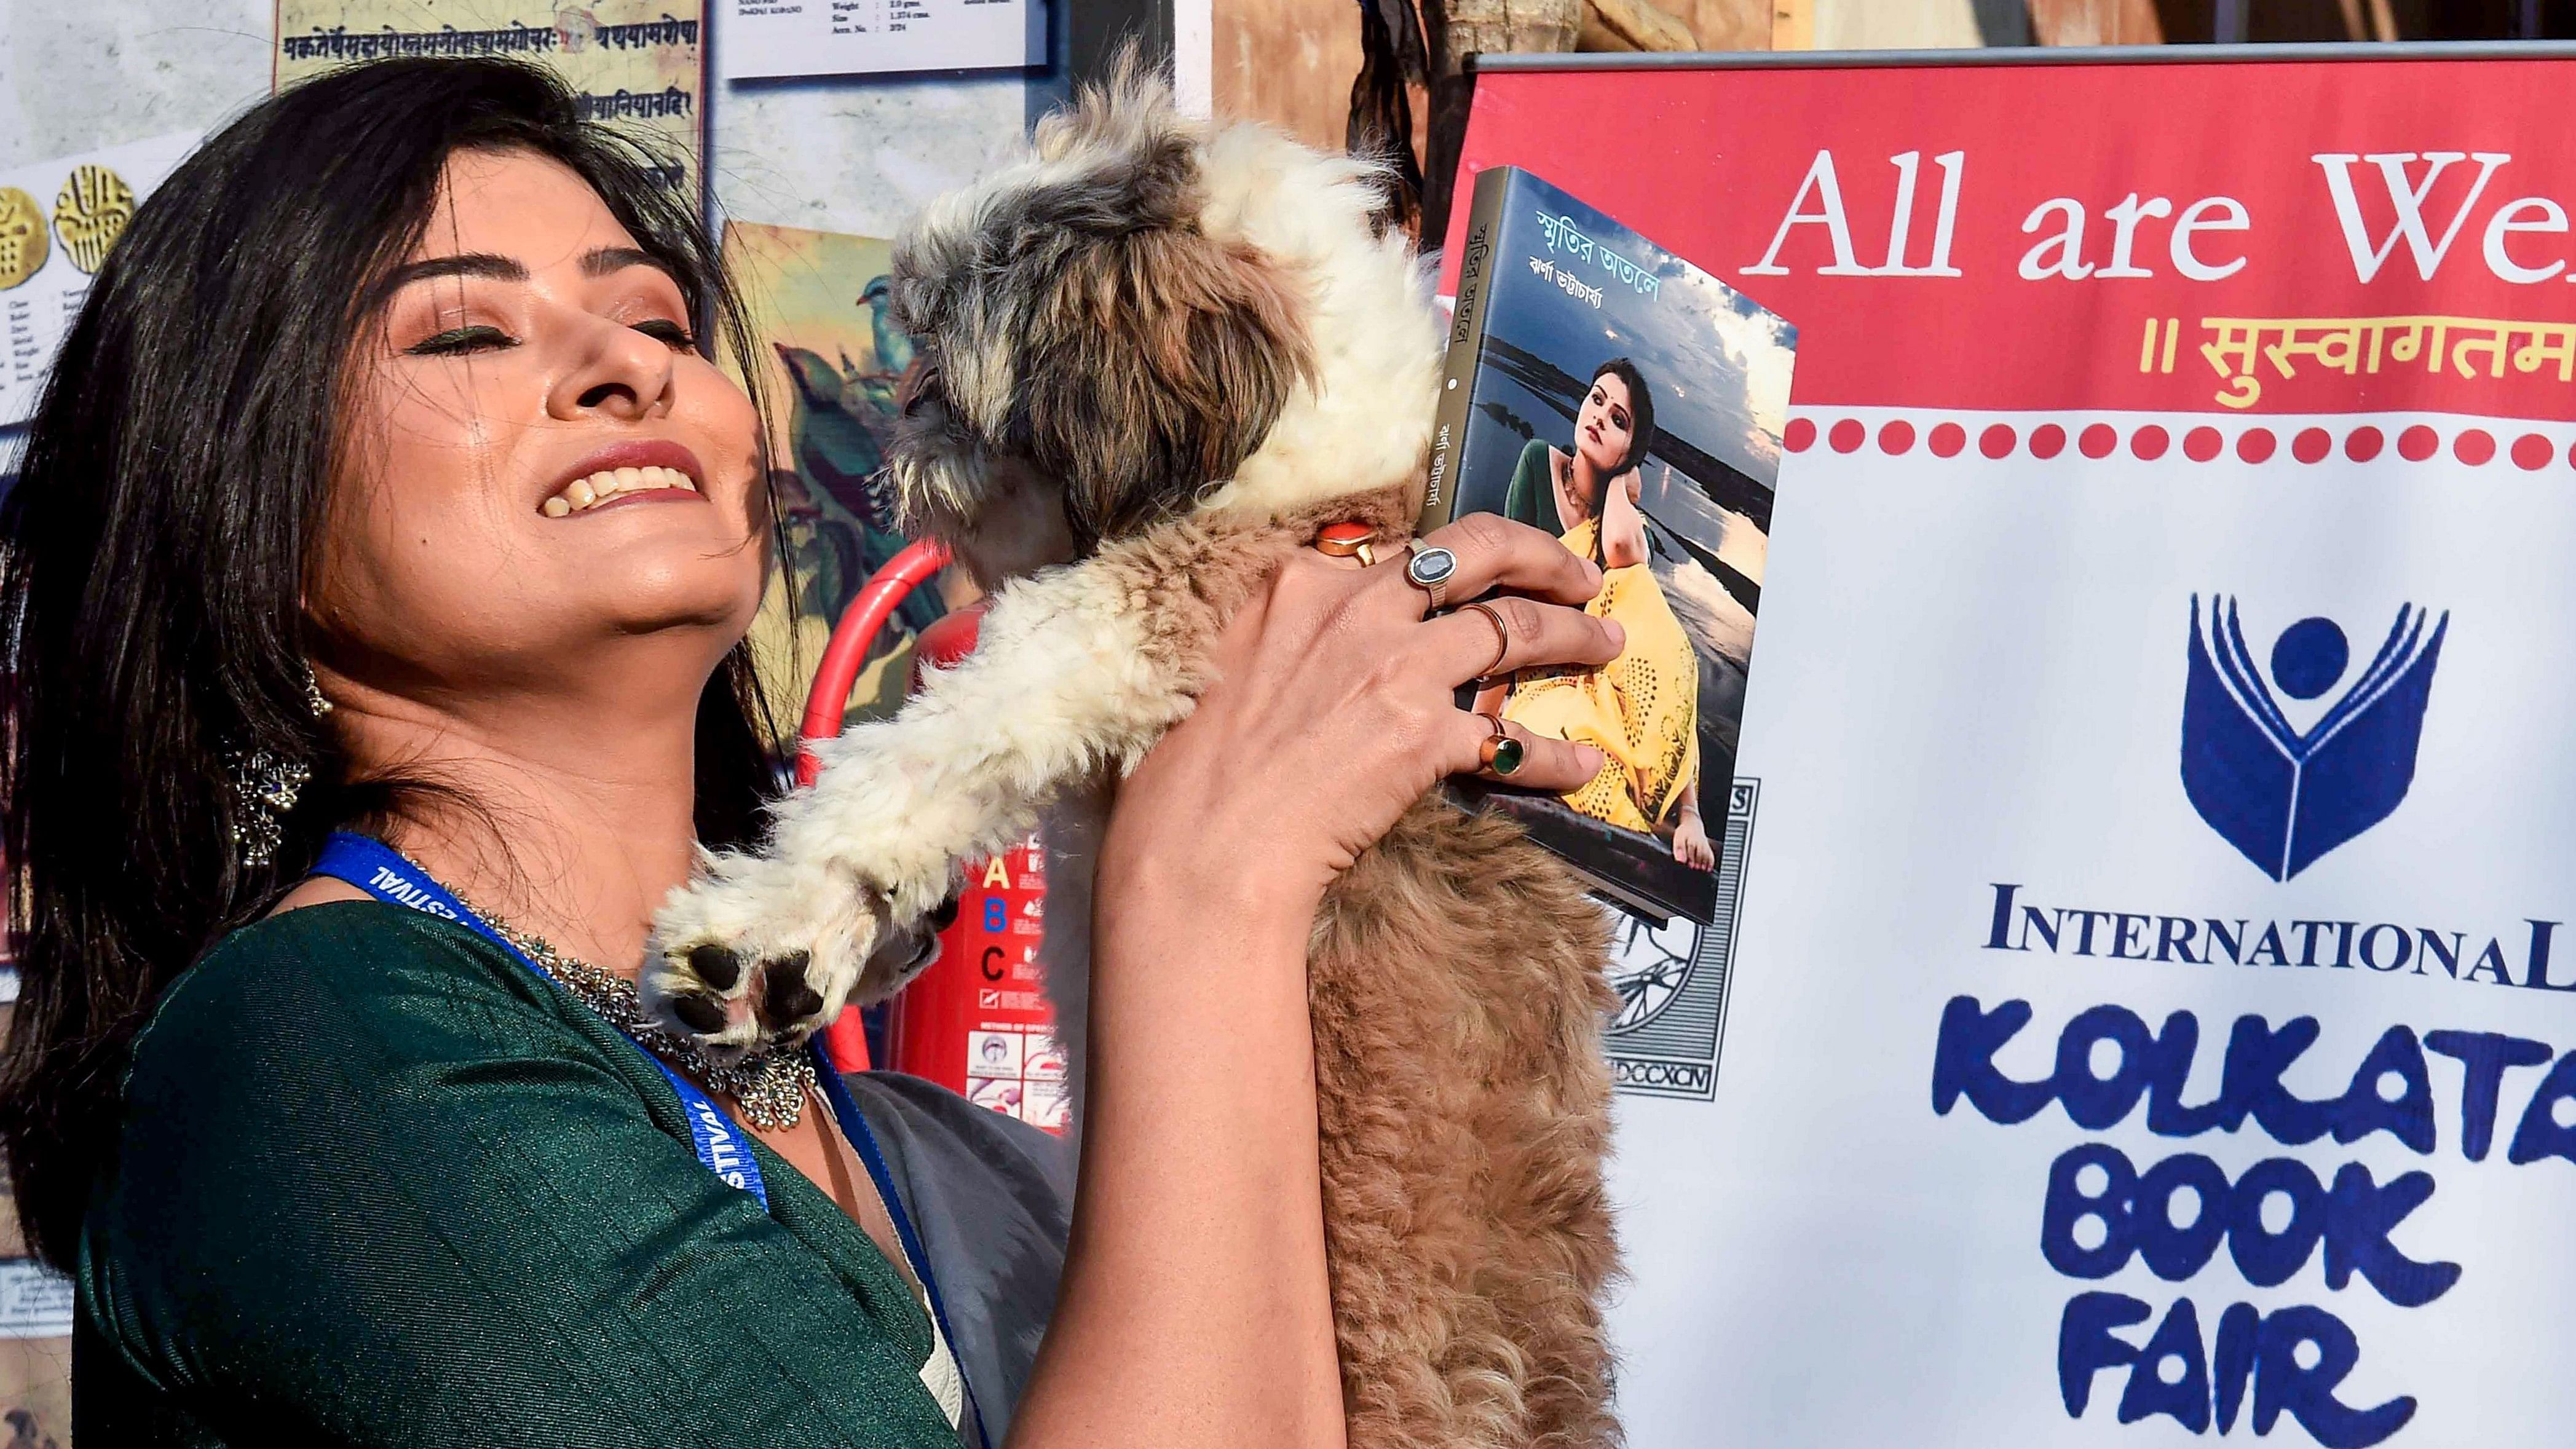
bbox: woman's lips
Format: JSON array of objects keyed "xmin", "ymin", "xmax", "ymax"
[{"xmin": 540, "ymin": 464, "xmax": 701, "ymax": 516}]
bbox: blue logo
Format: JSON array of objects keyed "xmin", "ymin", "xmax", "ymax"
[{"xmin": 2181, "ymin": 596, "xmax": 2449, "ymax": 881}]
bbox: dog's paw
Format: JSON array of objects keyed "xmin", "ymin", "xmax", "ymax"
[{"xmin": 642, "ymin": 851, "xmax": 947, "ymax": 1056}]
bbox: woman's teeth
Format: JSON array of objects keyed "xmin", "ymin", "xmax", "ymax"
[{"xmin": 540, "ymin": 464, "xmax": 698, "ymax": 516}]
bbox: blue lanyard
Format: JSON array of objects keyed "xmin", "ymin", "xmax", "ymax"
[
  {"xmin": 314, "ymin": 833, "xmax": 770, "ymax": 1204},
  {"xmin": 313, "ymin": 832, "xmax": 986, "ymax": 1443}
]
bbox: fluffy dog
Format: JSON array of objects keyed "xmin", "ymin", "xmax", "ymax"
[{"xmin": 646, "ymin": 68, "xmax": 1621, "ymax": 1449}]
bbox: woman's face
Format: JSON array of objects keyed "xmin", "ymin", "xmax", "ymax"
[
  {"xmin": 310, "ymin": 147, "xmax": 767, "ymax": 698},
  {"xmin": 1573, "ymin": 371, "xmax": 1636, "ymax": 481}
]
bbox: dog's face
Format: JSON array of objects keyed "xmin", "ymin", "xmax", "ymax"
[{"xmin": 884, "ymin": 64, "xmax": 1442, "ymax": 582}]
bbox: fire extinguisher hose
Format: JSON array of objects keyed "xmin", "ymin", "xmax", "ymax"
[
  {"xmin": 798, "ymin": 539, "xmax": 953, "ymax": 788},
  {"xmin": 800, "ymin": 537, "xmax": 952, "ymax": 1072}
]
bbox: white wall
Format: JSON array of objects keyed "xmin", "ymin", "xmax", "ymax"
[
  {"xmin": 707, "ymin": 74, "xmax": 1048, "ymax": 240},
  {"xmin": 0, "ymin": 0, "xmax": 1054, "ymax": 242},
  {"xmin": 1811, "ymin": 0, "xmax": 2026, "ymax": 49},
  {"xmin": 0, "ymin": 1, "xmax": 274, "ymax": 170}
]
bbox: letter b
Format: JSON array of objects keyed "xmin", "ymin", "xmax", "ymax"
[{"xmin": 2042, "ymin": 1144, "xmax": 2137, "ymax": 1277}]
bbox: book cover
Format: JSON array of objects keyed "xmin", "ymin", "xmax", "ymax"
[
  {"xmin": 2181, "ymin": 596, "xmax": 2449, "ymax": 883},
  {"xmin": 1425, "ymin": 165, "xmax": 1797, "ymax": 925}
]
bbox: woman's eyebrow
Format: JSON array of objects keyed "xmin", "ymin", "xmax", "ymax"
[
  {"xmin": 382, "ymin": 247, "xmax": 674, "ymax": 291},
  {"xmin": 582, "ymin": 245, "xmax": 676, "ymax": 281},
  {"xmin": 385, "ymin": 252, "xmax": 527, "ymax": 289}
]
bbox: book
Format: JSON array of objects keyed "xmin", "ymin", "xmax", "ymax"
[
  {"xmin": 2181, "ymin": 596, "xmax": 2449, "ymax": 882},
  {"xmin": 1423, "ymin": 165, "xmax": 1798, "ymax": 925}
]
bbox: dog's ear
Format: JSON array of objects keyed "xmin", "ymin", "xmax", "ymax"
[
  {"xmin": 1045, "ymin": 57, "xmax": 1317, "ymax": 542},
  {"xmin": 1019, "ymin": 222, "xmax": 1312, "ymax": 547},
  {"xmin": 887, "ymin": 58, "xmax": 1315, "ymax": 551}
]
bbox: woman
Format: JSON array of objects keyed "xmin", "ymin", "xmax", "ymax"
[
  {"xmin": 0, "ymin": 60, "xmax": 1618, "ymax": 1449},
  {"xmin": 1485, "ymin": 361, "xmax": 1715, "ymax": 871}
]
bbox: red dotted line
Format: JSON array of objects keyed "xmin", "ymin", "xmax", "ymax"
[{"xmin": 1782, "ymin": 416, "xmax": 2574, "ymax": 470}]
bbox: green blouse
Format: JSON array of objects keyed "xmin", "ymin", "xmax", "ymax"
[
  {"xmin": 73, "ymin": 901, "xmax": 1002, "ymax": 1448},
  {"xmin": 1500, "ymin": 437, "xmax": 1557, "ymax": 535}
]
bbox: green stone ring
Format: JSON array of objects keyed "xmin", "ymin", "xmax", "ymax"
[{"xmin": 1478, "ymin": 713, "xmax": 1525, "ymax": 775}]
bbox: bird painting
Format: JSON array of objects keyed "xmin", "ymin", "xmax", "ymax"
[{"xmin": 768, "ymin": 273, "xmax": 942, "ymax": 638}]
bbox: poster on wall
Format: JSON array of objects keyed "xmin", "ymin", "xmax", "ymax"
[
  {"xmin": 273, "ymin": 1, "xmax": 705, "ymax": 192},
  {"xmin": 0, "ymin": 131, "xmax": 198, "ymax": 428},
  {"xmin": 0, "ymin": 1276, "xmax": 69, "ymax": 1449},
  {"xmin": 0, "ymin": 1046, "xmax": 70, "ymax": 1449},
  {"xmin": 1448, "ymin": 49, "xmax": 2576, "ymax": 1448},
  {"xmin": 716, "ymin": 0, "xmax": 1044, "ymax": 82},
  {"xmin": 719, "ymin": 219, "xmax": 966, "ymax": 730}
]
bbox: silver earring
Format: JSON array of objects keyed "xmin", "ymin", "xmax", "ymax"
[
  {"xmin": 225, "ymin": 663, "xmax": 328, "ymax": 868},
  {"xmin": 224, "ymin": 749, "xmax": 310, "ymax": 869}
]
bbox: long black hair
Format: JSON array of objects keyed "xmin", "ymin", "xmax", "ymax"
[
  {"xmin": 1590, "ymin": 358, "xmax": 1656, "ymax": 475},
  {"xmin": 0, "ymin": 58, "xmax": 787, "ymax": 1269}
]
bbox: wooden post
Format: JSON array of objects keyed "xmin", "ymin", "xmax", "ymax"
[
  {"xmin": 1418, "ymin": 0, "xmax": 1584, "ymax": 249},
  {"xmin": 1769, "ymin": 0, "xmax": 1813, "ymax": 49},
  {"xmin": 1580, "ymin": 0, "xmax": 1699, "ymax": 50},
  {"xmin": 2028, "ymin": 0, "xmax": 2165, "ymax": 42}
]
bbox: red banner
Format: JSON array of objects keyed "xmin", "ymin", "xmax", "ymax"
[{"xmin": 1447, "ymin": 57, "xmax": 2576, "ymax": 420}]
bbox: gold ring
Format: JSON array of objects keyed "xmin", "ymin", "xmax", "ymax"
[
  {"xmin": 1476, "ymin": 713, "xmax": 1527, "ymax": 776},
  {"xmin": 1315, "ymin": 522, "xmax": 1379, "ymax": 567},
  {"xmin": 1460, "ymin": 601, "xmax": 1511, "ymax": 681}
]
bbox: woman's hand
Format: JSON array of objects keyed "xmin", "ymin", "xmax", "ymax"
[
  {"xmin": 1105, "ymin": 513, "xmax": 1626, "ymax": 912},
  {"xmin": 1024, "ymin": 513, "xmax": 1626, "ymax": 1449}
]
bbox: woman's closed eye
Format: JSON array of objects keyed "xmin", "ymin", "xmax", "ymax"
[
  {"xmin": 404, "ymin": 317, "xmax": 694, "ymax": 357},
  {"xmin": 406, "ymin": 323, "xmax": 518, "ymax": 357},
  {"xmin": 630, "ymin": 317, "xmax": 696, "ymax": 350}
]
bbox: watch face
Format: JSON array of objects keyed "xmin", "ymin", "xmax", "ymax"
[{"xmin": 1602, "ymin": 899, "xmax": 1700, "ymax": 1033}]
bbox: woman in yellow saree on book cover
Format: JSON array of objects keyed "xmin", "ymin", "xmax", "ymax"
[{"xmin": 1481, "ymin": 359, "xmax": 1716, "ymax": 871}]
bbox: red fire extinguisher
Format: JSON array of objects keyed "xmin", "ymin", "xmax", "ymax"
[{"xmin": 799, "ymin": 542, "xmax": 1067, "ymax": 1134}]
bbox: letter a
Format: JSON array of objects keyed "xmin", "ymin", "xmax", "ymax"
[
  {"xmin": 2019, "ymin": 199, "xmax": 2095, "ymax": 280},
  {"xmin": 1747, "ymin": 151, "xmax": 1871, "ymax": 276}
]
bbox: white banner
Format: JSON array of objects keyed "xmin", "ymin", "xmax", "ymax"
[{"xmin": 1451, "ymin": 51, "xmax": 2576, "ymax": 1448}]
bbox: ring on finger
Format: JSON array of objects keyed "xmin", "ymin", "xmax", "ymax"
[
  {"xmin": 1314, "ymin": 521, "xmax": 1380, "ymax": 567},
  {"xmin": 1405, "ymin": 539, "xmax": 1460, "ymax": 609},
  {"xmin": 1458, "ymin": 600, "xmax": 1511, "ymax": 682},
  {"xmin": 1477, "ymin": 712, "xmax": 1527, "ymax": 776}
]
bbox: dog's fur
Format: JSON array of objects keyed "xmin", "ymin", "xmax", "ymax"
[{"xmin": 644, "ymin": 68, "xmax": 1621, "ymax": 1449}]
